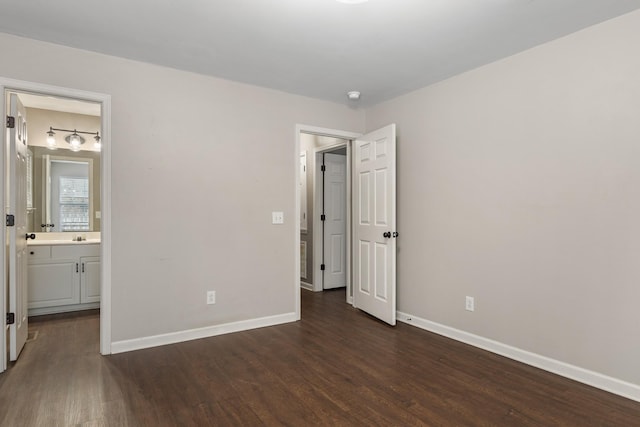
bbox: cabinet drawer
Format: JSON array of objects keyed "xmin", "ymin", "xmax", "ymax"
[
  {"xmin": 28, "ymin": 246, "xmax": 51, "ymax": 260},
  {"xmin": 52, "ymin": 244, "xmax": 100, "ymax": 259}
]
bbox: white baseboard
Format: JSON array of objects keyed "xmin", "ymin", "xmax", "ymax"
[
  {"xmin": 29, "ymin": 302, "xmax": 100, "ymax": 317},
  {"xmin": 111, "ymin": 312, "xmax": 297, "ymax": 354},
  {"xmin": 397, "ymin": 311, "xmax": 640, "ymax": 403},
  {"xmin": 300, "ymin": 281, "xmax": 313, "ymax": 291}
]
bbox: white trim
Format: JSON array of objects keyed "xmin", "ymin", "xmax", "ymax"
[
  {"xmin": 0, "ymin": 77, "xmax": 112, "ymax": 361},
  {"xmin": 300, "ymin": 281, "xmax": 313, "ymax": 291},
  {"xmin": 299, "ymin": 152, "xmax": 308, "ymax": 233},
  {"xmin": 0, "ymin": 86, "xmax": 6, "ymax": 373},
  {"xmin": 111, "ymin": 312, "xmax": 297, "ymax": 354},
  {"xmin": 300, "ymin": 240, "xmax": 307, "ymax": 279},
  {"xmin": 28, "ymin": 302, "xmax": 100, "ymax": 317},
  {"xmin": 294, "ymin": 125, "xmax": 361, "ymax": 320},
  {"xmin": 100, "ymin": 94, "xmax": 112, "ymax": 356},
  {"xmin": 397, "ymin": 311, "xmax": 640, "ymax": 403}
]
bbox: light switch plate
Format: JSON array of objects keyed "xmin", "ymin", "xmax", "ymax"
[{"xmin": 272, "ymin": 211, "xmax": 284, "ymax": 224}]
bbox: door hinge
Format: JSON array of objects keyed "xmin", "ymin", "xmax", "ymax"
[
  {"xmin": 321, "ymin": 264, "xmax": 325, "ymax": 271},
  {"xmin": 6, "ymin": 214, "xmax": 15, "ymax": 226},
  {"xmin": 320, "ymin": 214, "xmax": 326, "ymax": 221},
  {"xmin": 6, "ymin": 312, "xmax": 15, "ymax": 325},
  {"xmin": 6, "ymin": 115, "xmax": 15, "ymax": 129},
  {"xmin": 321, "ymin": 165, "xmax": 326, "ymax": 172}
]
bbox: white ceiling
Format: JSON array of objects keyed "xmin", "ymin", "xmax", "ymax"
[
  {"xmin": 18, "ymin": 93, "xmax": 101, "ymax": 116},
  {"xmin": 1, "ymin": 0, "xmax": 640, "ymax": 107}
]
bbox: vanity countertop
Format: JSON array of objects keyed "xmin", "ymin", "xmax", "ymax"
[{"xmin": 28, "ymin": 239, "xmax": 101, "ymax": 246}]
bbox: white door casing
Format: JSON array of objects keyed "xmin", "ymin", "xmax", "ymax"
[
  {"xmin": 8, "ymin": 93, "xmax": 29, "ymax": 360},
  {"xmin": 0, "ymin": 78, "xmax": 112, "ymax": 370},
  {"xmin": 300, "ymin": 152, "xmax": 307, "ymax": 233},
  {"xmin": 353, "ymin": 124, "xmax": 397, "ymax": 325},
  {"xmin": 323, "ymin": 153, "xmax": 347, "ymax": 289}
]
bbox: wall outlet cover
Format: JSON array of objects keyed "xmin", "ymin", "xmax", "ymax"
[
  {"xmin": 272, "ymin": 211, "xmax": 284, "ymax": 224},
  {"xmin": 465, "ymin": 296, "xmax": 475, "ymax": 312},
  {"xmin": 207, "ymin": 291, "xmax": 216, "ymax": 305}
]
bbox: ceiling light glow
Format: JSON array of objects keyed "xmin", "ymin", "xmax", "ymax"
[{"xmin": 336, "ymin": 0, "xmax": 369, "ymax": 4}]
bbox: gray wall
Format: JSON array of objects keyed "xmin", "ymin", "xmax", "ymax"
[
  {"xmin": 0, "ymin": 32, "xmax": 364, "ymax": 343},
  {"xmin": 366, "ymin": 10, "xmax": 640, "ymax": 385}
]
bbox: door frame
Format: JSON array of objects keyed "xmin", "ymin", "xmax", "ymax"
[
  {"xmin": 294, "ymin": 124, "xmax": 361, "ymax": 319},
  {"xmin": 313, "ymin": 144, "xmax": 348, "ymax": 294},
  {"xmin": 0, "ymin": 77, "xmax": 112, "ymax": 373}
]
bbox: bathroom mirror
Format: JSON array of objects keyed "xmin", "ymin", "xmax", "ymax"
[{"xmin": 27, "ymin": 147, "xmax": 101, "ymax": 233}]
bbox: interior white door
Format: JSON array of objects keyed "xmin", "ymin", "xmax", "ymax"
[
  {"xmin": 353, "ymin": 124, "xmax": 397, "ymax": 325},
  {"xmin": 323, "ymin": 153, "xmax": 347, "ymax": 289},
  {"xmin": 8, "ymin": 93, "xmax": 29, "ymax": 360}
]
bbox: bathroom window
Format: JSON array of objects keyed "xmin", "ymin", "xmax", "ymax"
[{"xmin": 59, "ymin": 176, "xmax": 90, "ymax": 231}]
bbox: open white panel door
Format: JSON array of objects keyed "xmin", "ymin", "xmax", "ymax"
[
  {"xmin": 353, "ymin": 124, "xmax": 397, "ymax": 325},
  {"xmin": 323, "ymin": 153, "xmax": 347, "ymax": 289},
  {"xmin": 8, "ymin": 93, "xmax": 29, "ymax": 361}
]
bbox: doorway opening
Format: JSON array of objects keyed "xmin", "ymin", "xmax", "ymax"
[
  {"xmin": 1, "ymin": 78, "xmax": 111, "ymax": 373},
  {"xmin": 296, "ymin": 125, "xmax": 360, "ymax": 319},
  {"xmin": 295, "ymin": 123, "xmax": 398, "ymax": 325}
]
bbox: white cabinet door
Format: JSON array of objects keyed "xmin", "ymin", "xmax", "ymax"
[
  {"xmin": 81, "ymin": 256, "xmax": 101, "ymax": 303},
  {"xmin": 353, "ymin": 124, "xmax": 397, "ymax": 325},
  {"xmin": 28, "ymin": 259, "xmax": 80, "ymax": 308}
]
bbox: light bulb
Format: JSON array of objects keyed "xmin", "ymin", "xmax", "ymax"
[
  {"xmin": 69, "ymin": 134, "xmax": 81, "ymax": 147},
  {"xmin": 46, "ymin": 129, "xmax": 56, "ymax": 148}
]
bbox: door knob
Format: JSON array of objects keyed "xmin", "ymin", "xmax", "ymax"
[
  {"xmin": 383, "ymin": 231, "xmax": 391, "ymax": 238},
  {"xmin": 25, "ymin": 233, "xmax": 36, "ymax": 240}
]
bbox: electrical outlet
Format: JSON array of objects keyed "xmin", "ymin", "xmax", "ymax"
[
  {"xmin": 272, "ymin": 211, "xmax": 284, "ymax": 224},
  {"xmin": 207, "ymin": 291, "xmax": 216, "ymax": 305},
  {"xmin": 465, "ymin": 296, "xmax": 475, "ymax": 312}
]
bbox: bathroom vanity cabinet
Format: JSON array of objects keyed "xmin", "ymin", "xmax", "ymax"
[{"xmin": 27, "ymin": 243, "xmax": 100, "ymax": 315}]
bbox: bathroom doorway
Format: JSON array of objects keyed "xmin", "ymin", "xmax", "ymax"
[{"xmin": 1, "ymin": 78, "xmax": 111, "ymax": 373}]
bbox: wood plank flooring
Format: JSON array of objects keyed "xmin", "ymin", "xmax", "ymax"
[{"xmin": 0, "ymin": 289, "xmax": 639, "ymax": 426}]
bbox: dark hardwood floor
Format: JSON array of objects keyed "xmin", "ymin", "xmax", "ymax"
[{"xmin": 0, "ymin": 289, "xmax": 639, "ymax": 426}]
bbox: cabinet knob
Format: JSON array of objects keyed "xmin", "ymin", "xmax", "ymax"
[{"xmin": 30, "ymin": 251, "xmax": 34, "ymax": 255}]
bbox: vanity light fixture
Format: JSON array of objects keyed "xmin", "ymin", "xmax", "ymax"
[
  {"xmin": 46, "ymin": 128, "xmax": 57, "ymax": 148},
  {"xmin": 93, "ymin": 132, "xmax": 101, "ymax": 150},
  {"xmin": 46, "ymin": 126, "xmax": 101, "ymax": 151}
]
